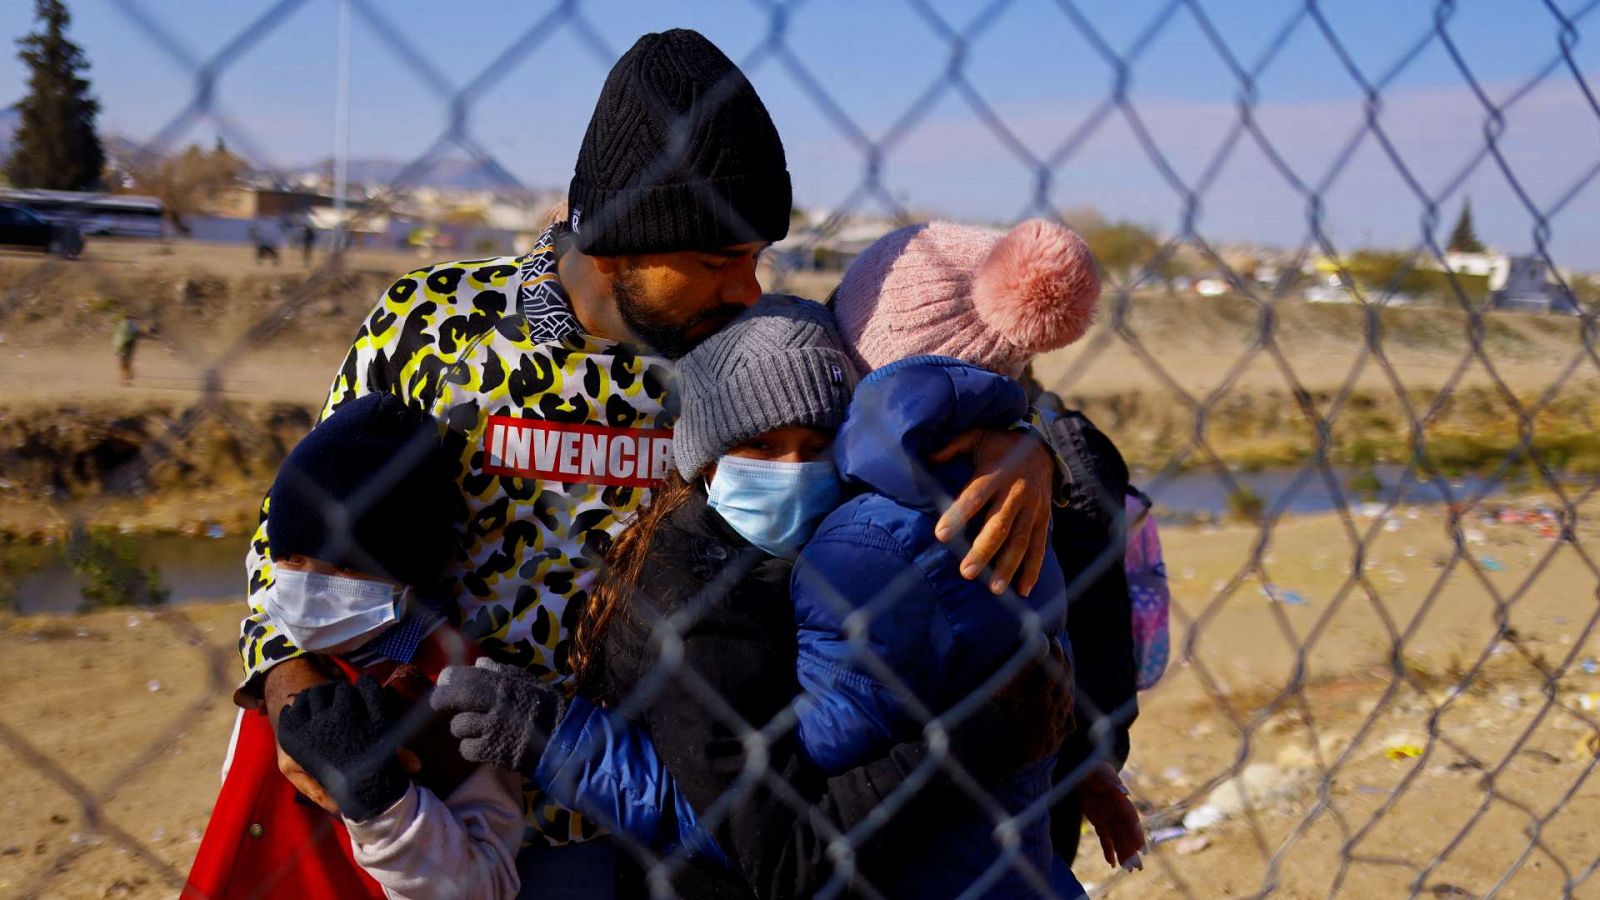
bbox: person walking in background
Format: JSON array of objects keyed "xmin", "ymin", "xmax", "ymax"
[
  {"xmin": 249, "ymin": 222, "xmax": 279, "ymax": 265},
  {"xmin": 113, "ymin": 315, "xmax": 140, "ymax": 385},
  {"xmin": 300, "ymin": 222, "xmax": 317, "ymax": 266}
]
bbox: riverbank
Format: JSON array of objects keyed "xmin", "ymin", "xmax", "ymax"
[
  {"xmin": 2, "ymin": 378, "xmax": 1593, "ymax": 537},
  {"xmin": 2, "ymin": 503, "xmax": 1596, "ymax": 897}
]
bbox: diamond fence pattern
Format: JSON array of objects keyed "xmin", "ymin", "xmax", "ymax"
[{"xmin": 2, "ymin": 0, "xmax": 1600, "ymax": 898}]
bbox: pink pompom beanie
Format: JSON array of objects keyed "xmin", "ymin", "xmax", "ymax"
[{"xmin": 829, "ymin": 219, "xmax": 1101, "ymax": 378}]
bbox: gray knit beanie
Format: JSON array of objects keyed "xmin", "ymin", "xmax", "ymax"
[{"xmin": 673, "ymin": 295, "xmax": 858, "ymax": 479}]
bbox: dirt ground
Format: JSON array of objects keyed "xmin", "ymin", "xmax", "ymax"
[
  {"xmin": 2, "ymin": 500, "xmax": 1597, "ymax": 898},
  {"xmin": 3, "ymin": 239, "xmax": 1599, "ymax": 897},
  {"xmin": 3, "ymin": 236, "xmax": 1597, "ymax": 413}
]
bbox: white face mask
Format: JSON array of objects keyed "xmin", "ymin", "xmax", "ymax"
[{"xmin": 262, "ymin": 568, "xmax": 407, "ymax": 653}]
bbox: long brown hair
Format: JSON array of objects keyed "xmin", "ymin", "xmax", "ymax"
[{"xmin": 569, "ymin": 470, "xmax": 696, "ymax": 701}]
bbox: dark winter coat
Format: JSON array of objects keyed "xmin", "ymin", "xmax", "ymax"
[
  {"xmin": 789, "ymin": 356, "xmax": 1080, "ymax": 898},
  {"xmin": 537, "ymin": 484, "xmax": 1036, "ymax": 899}
]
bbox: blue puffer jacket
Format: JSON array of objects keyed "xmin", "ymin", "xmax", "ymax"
[
  {"xmin": 789, "ymin": 356, "xmax": 1075, "ymax": 898},
  {"xmin": 533, "ymin": 696, "xmax": 730, "ymax": 868}
]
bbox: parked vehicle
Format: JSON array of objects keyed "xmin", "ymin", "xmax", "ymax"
[
  {"xmin": 0, "ymin": 203, "xmax": 83, "ymax": 258},
  {"xmin": 0, "ymin": 189, "xmax": 164, "ymax": 239}
]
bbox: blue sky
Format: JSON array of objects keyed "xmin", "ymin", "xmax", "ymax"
[{"xmin": 5, "ymin": 0, "xmax": 1600, "ymax": 267}]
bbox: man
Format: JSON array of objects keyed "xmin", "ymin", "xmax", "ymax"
[
  {"xmin": 235, "ymin": 28, "xmax": 1058, "ymax": 895},
  {"xmin": 113, "ymin": 315, "xmax": 140, "ymax": 385}
]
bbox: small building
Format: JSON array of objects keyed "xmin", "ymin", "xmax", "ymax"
[
  {"xmin": 210, "ymin": 186, "xmax": 335, "ymax": 220},
  {"xmin": 1443, "ymin": 251, "xmax": 1510, "ymax": 291},
  {"xmin": 1490, "ymin": 256, "xmax": 1577, "ymax": 314}
]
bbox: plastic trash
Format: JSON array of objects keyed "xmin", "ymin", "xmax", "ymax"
[
  {"xmin": 205, "ymin": 523, "xmax": 226, "ymax": 539},
  {"xmin": 1580, "ymin": 659, "xmax": 1598, "ymax": 676},
  {"xmin": 1482, "ymin": 557, "xmax": 1504, "ymax": 572},
  {"xmin": 1150, "ymin": 826, "xmax": 1187, "ymax": 845},
  {"xmin": 1182, "ymin": 804, "xmax": 1225, "ymax": 831},
  {"xmin": 1384, "ymin": 743, "xmax": 1424, "ymax": 761},
  {"xmin": 1264, "ymin": 585, "xmax": 1307, "ymax": 605}
]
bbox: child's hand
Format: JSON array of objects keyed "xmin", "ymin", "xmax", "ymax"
[
  {"xmin": 1079, "ymin": 761, "xmax": 1145, "ymax": 869},
  {"xmin": 277, "ymin": 674, "xmax": 415, "ymax": 822},
  {"xmin": 430, "ymin": 658, "xmax": 568, "ymax": 776}
]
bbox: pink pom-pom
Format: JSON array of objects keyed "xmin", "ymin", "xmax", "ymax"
[{"xmin": 971, "ymin": 219, "xmax": 1100, "ymax": 355}]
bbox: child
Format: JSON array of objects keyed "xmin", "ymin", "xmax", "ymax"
[
  {"xmin": 263, "ymin": 391, "xmax": 522, "ymax": 900},
  {"xmin": 769, "ymin": 218, "xmax": 1115, "ymax": 897}
]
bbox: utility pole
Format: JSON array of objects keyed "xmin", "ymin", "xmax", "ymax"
[{"xmin": 333, "ymin": 0, "xmax": 352, "ymax": 261}]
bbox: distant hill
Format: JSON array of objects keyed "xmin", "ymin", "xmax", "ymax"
[{"xmin": 94, "ymin": 136, "xmax": 540, "ymax": 194}]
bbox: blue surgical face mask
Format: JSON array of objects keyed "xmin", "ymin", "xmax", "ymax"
[
  {"xmin": 706, "ymin": 456, "xmax": 844, "ymax": 559},
  {"xmin": 262, "ymin": 568, "xmax": 407, "ymax": 653}
]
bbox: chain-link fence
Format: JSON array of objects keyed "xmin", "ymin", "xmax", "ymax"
[{"xmin": 2, "ymin": 1, "xmax": 1600, "ymax": 897}]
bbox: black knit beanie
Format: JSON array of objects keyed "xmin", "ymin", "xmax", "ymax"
[
  {"xmin": 568, "ymin": 28, "xmax": 792, "ymax": 256},
  {"xmin": 267, "ymin": 392, "xmax": 457, "ymax": 588}
]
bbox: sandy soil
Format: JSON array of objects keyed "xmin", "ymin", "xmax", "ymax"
[
  {"xmin": 2, "ymin": 500, "xmax": 1598, "ymax": 898},
  {"xmin": 4, "ymin": 239, "xmax": 1599, "ymax": 897},
  {"xmin": 0, "ymin": 600, "xmax": 240, "ymax": 899},
  {"xmin": 4, "ymin": 238, "xmax": 1597, "ymax": 415}
]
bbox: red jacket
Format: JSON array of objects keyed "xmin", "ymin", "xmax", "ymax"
[{"xmin": 184, "ymin": 629, "xmax": 480, "ymax": 900}]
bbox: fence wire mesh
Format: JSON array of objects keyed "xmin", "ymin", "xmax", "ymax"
[{"xmin": 2, "ymin": 1, "xmax": 1600, "ymax": 898}]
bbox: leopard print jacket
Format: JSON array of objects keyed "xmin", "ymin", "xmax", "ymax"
[{"xmin": 238, "ymin": 226, "xmax": 674, "ymax": 844}]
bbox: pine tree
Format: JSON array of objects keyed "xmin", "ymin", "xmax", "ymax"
[
  {"xmin": 5, "ymin": 0, "xmax": 105, "ymax": 191},
  {"xmin": 1447, "ymin": 199, "xmax": 1485, "ymax": 254}
]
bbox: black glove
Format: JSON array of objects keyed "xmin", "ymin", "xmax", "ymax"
[
  {"xmin": 278, "ymin": 674, "xmax": 413, "ymax": 822},
  {"xmin": 429, "ymin": 658, "xmax": 568, "ymax": 776}
]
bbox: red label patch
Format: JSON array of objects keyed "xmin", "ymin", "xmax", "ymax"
[{"xmin": 482, "ymin": 415, "xmax": 673, "ymax": 487}]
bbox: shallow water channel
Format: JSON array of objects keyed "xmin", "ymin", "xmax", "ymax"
[{"xmin": 12, "ymin": 464, "xmax": 1560, "ymax": 614}]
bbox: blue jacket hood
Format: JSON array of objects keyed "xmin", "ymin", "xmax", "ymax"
[{"xmin": 832, "ymin": 356, "xmax": 1028, "ymax": 512}]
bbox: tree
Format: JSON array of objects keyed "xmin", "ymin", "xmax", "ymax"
[
  {"xmin": 1082, "ymin": 221, "xmax": 1159, "ymax": 279},
  {"xmin": 1447, "ymin": 199, "xmax": 1485, "ymax": 254},
  {"xmin": 1080, "ymin": 220, "xmax": 1190, "ymax": 292},
  {"xmin": 5, "ymin": 0, "xmax": 105, "ymax": 190},
  {"xmin": 122, "ymin": 143, "xmax": 247, "ymax": 234}
]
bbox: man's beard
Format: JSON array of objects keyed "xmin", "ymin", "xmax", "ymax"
[{"xmin": 612, "ymin": 269, "xmax": 745, "ymax": 360}]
